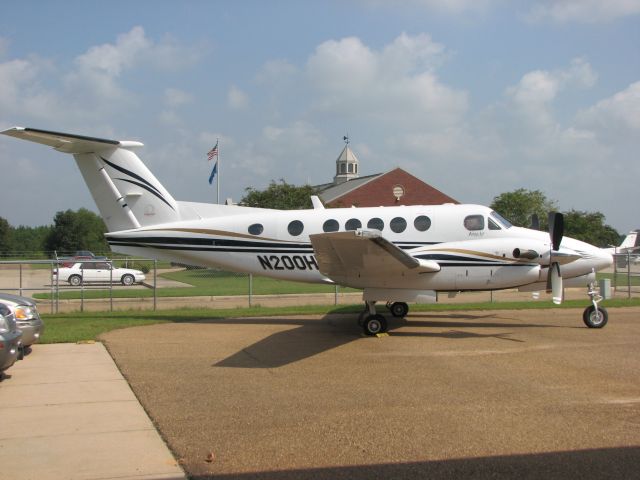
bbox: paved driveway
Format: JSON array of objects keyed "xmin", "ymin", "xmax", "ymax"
[{"xmin": 102, "ymin": 307, "xmax": 640, "ymax": 479}]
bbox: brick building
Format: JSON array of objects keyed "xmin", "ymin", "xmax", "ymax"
[{"xmin": 315, "ymin": 142, "xmax": 458, "ymax": 207}]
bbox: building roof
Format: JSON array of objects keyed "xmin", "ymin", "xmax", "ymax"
[
  {"xmin": 317, "ymin": 173, "xmax": 382, "ymax": 204},
  {"xmin": 316, "ymin": 167, "xmax": 458, "ymax": 207}
]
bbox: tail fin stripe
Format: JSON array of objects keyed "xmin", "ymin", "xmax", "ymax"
[
  {"xmin": 116, "ymin": 178, "xmax": 175, "ymax": 210},
  {"xmin": 101, "ymin": 156, "xmax": 163, "ymax": 197}
]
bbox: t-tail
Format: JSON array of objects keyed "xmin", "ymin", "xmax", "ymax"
[{"xmin": 1, "ymin": 127, "xmax": 180, "ymax": 232}]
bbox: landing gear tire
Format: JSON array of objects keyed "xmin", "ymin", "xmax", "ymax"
[
  {"xmin": 389, "ymin": 302, "xmax": 409, "ymax": 318},
  {"xmin": 363, "ymin": 314, "xmax": 387, "ymax": 336},
  {"xmin": 583, "ymin": 305, "xmax": 608, "ymax": 328}
]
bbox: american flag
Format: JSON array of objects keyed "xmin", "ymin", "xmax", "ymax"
[{"xmin": 207, "ymin": 141, "xmax": 219, "ymax": 161}]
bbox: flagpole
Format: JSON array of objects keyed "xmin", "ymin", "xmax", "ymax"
[{"xmin": 217, "ymin": 138, "xmax": 220, "ymax": 204}]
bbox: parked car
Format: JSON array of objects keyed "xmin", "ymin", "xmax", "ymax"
[
  {"xmin": 0, "ymin": 303, "xmax": 23, "ymax": 376},
  {"xmin": 57, "ymin": 251, "xmax": 107, "ymax": 268},
  {"xmin": 54, "ymin": 262, "xmax": 146, "ymax": 286},
  {"xmin": 0, "ymin": 293, "xmax": 45, "ymax": 348}
]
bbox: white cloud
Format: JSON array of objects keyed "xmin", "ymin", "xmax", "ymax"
[
  {"xmin": 256, "ymin": 59, "xmax": 298, "ymax": 84},
  {"xmin": 227, "ymin": 85, "xmax": 249, "ymax": 110},
  {"xmin": 526, "ymin": 0, "xmax": 640, "ymax": 23},
  {"xmin": 576, "ymin": 81, "xmax": 640, "ymax": 134},
  {"xmin": 363, "ymin": 0, "xmax": 500, "ymax": 14},
  {"xmin": 506, "ymin": 57, "xmax": 597, "ymax": 129},
  {"xmin": 306, "ymin": 33, "xmax": 467, "ymax": 127}
]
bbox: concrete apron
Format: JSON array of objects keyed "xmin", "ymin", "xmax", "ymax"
[{"xmin": 0, "ymin": 342, "xmax": 185, "ymax": 480}]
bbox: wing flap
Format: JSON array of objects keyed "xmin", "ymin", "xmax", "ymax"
[{"xmin": 310, "ymin": 230, "xmax": 440, "ymax": 280}]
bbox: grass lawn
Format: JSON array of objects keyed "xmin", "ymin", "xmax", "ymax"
[{"xmin": 37, "ymin": 298, "xmax": 640, "ymax": 344}]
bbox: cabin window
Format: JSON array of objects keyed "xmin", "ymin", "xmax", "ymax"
[
  {"xmin": 488, "ymin": 218, "xmax": 501, "ymax": 230},
  {"xmin": 390, "ymin": 217, "xmax": 407, "ymax": 233},
  {"xmin": 414, "ymin": 215, "xmax": 431, "ymax": 232},
  {"xmin": 287, "ymin": 220, "xmax": 304, "ymax": 236},
  {"xmin": 367, "ymin": 218, "xmax": 384, "ymax": 231},
  {"xmin": 345, "ymin": 218, "xmax": 362, "ymax": 231},
  {"xmin": 248, "ymin": 223, "xmax": 264, "ymax": 235},
  {"xmin": 323, "ymin": 219, "xmax": 339, "ymax": 232},
  {"xmin": 464, "ymin": 215, "xmax": 485, "ymax": 231}
]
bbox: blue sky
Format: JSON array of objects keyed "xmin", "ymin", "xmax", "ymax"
[{"xmin": 1, "ymin": 0, "xmax": 639, "ymax": 233}]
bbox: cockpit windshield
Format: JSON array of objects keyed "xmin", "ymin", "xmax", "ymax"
[{"xmin": 490, "ymin": 211, "xmax": 512, "ymax": 229}]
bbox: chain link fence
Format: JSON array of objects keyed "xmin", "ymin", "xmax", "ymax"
[
  {"xmin": 0, "ymin": 254, "xmax": 356, "ymax": 313},
  {"xmin": 0, "ymin": 252, "xmax": 637, "ymax": 313}
]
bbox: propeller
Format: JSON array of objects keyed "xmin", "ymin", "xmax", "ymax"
[
  {"xmin": 530, "ymin": 213, "xmax": 540, "ymax": 231},
  {"xmin": 546, "ymin": 212, "xmax": 564, "ymax": 304}
]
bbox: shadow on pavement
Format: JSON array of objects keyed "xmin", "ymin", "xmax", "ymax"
[{"xmin": 190, "ymin": 446, "xmax": 640, "ymax": 480}]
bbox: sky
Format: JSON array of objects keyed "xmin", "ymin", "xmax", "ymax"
[{"xmin": 1, "ymin": 0, "xmax": 639, "ymax": 234}]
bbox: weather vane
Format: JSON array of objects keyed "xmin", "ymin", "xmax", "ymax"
[{"xmin": 343, "ymin": 134, "xmax": 349, "ymax": 145}]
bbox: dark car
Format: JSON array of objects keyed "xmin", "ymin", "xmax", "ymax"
[
  {"xmin": 0, "ymin": 293, "xmax": 44, "ymax": 348},
  {"xmin": 0, "ymin": 303, "xmax": 23, "ymax": 377}
]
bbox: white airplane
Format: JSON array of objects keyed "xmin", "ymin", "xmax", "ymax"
[{"xmin": 1, "ymin": 127, "xmax": 614, "ymax": 333}]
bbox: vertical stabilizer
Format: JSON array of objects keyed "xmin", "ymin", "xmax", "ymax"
[{"xmin": 1, "ymin": 127, "xmax": 180, "ymax": 232}]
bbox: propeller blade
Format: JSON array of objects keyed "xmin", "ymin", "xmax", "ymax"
[
  {"xmin": 546, "ymin": 262, "xmax": 563, "ymax": 304},
  {"xmin": 548, "ymin": 212, "xmax": 564, "ymax": 251},
  {"xmin": 530, "ymin": 213, "xmax": 540, "ymax": 230}
]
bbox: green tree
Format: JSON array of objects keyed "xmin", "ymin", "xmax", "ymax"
[
  {"xmin": 0, "ymin": 217, "xmax": 11, "ymax": 256},
  {"xmin": 490, "ymin": 189, "xmax": 558, "ymax": 229},
  {"xmin": 45, "ymin": 208, "xmax": 109, "ymax": 255},
  {"xmin": 241, "ymin": 179, "xmax": 317, "ymax": 210},
  {"xmin": 11, "ymin": 225, "xmax": 53, "ymax": 256},
  {"xmin": 563, "ymin": 210, "xmax": 620, "ymax": 247}
]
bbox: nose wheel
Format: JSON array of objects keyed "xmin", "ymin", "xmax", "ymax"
[{"xmin": 583, "ymin": 280, "xmax": 608, "ymax": 328}]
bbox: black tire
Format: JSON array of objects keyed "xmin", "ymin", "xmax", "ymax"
[
  {"xmin": 69, "ymin": 274, "xmax": 82, "ymax": 286},
  {"xmin": 389, "ymin": 302, "xmax": 409, "ymax": 318},
  {"xmin": 363, "ymin": 314, "xmax": 387, "ymax": 336},
  {"xmin": 583, "ymin": 305, "xmax": 608, "ymax": 328},
  {"xmin": 121, "ymin": 274, "xmax": 135, "ymax": 286}
]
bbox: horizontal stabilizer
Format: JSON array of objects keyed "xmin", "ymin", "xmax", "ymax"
[{"xmin": 1, "ymin": 127, "xmax": 142, "ymax": 154}]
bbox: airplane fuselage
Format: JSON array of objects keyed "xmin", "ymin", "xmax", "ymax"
[{"xmin": 106, "ymin": 202, "xmax": 611, "ymax": 293}]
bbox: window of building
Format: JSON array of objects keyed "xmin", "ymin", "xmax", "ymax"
[
  {"xmin": 248, "ymin": 223, "xmax": 264, "ymax": 235},
  {"xmin": 348, "ymin": 163, "xmax": 353, "ymax": 173},
  {"xmin": 390, "ymin": 217, "xmax": 407, "ymax": 233},
  {"xmin": 367, "ymin": 218, "xmax": 384, "ymax": 231},
  {"xmin": 464, "ymin": 215, "xmax": 485, "ymax": 231},
  {"xmin": 340, "ymin": 164, "xmax": 346, "ymax": 174},
  {"xmin": 345, "ymin": 218, "xmax": 362, "ymax": 231},
  {"xmin": 414, "ymin": 215, "xmax": 431, "ymax": 232},
  {"xmin": 287, "ymin": 220, "xmax": 304, "ymax": 236},
  {"xmin": 323, "ymin": 219, "xmax": 339, "ymax": 232}
]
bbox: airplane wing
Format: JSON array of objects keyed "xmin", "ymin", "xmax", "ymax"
[{"xmin": 309, "ymin": 230, "xmax": 440, "ymax": 281}]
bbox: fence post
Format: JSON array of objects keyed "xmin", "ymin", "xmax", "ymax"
[
  {"xmin": 109, "ymin": 260, "xmax": 113, "ymax": 312},
  {"xmin": 249, "ymin": 273, "xmax": 253, "ymax": 307},
  {"xmin": 153, "ymin": 259, "xmax": 157, "ymax": 311},
  {"xmin": 19, "ymin": 263, "xmax": 23, "ymax": 297},
  {"xmin": 50, "ymin": 262, "xmax": 54, "ymax": 314},
  {"xmin": 334, "ymin": 284, "xmax": 338, "ymax": 305},
  {"xmin": 628, "ymin": 251, "xmax": 631, "ymax": 299}
]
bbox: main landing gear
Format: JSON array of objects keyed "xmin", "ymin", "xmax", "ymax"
[
  {"xmin": 358, "ymin": 301, "xmax": 410, "ymax": 336},
  {"xmin": 583, "ymin": 281, "xmax": 608, "ymax": 328}
]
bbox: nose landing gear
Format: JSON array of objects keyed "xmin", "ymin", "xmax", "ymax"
[{"xmin": 583, "ymin": 281, "xmax": 608, "ymax": 328}]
